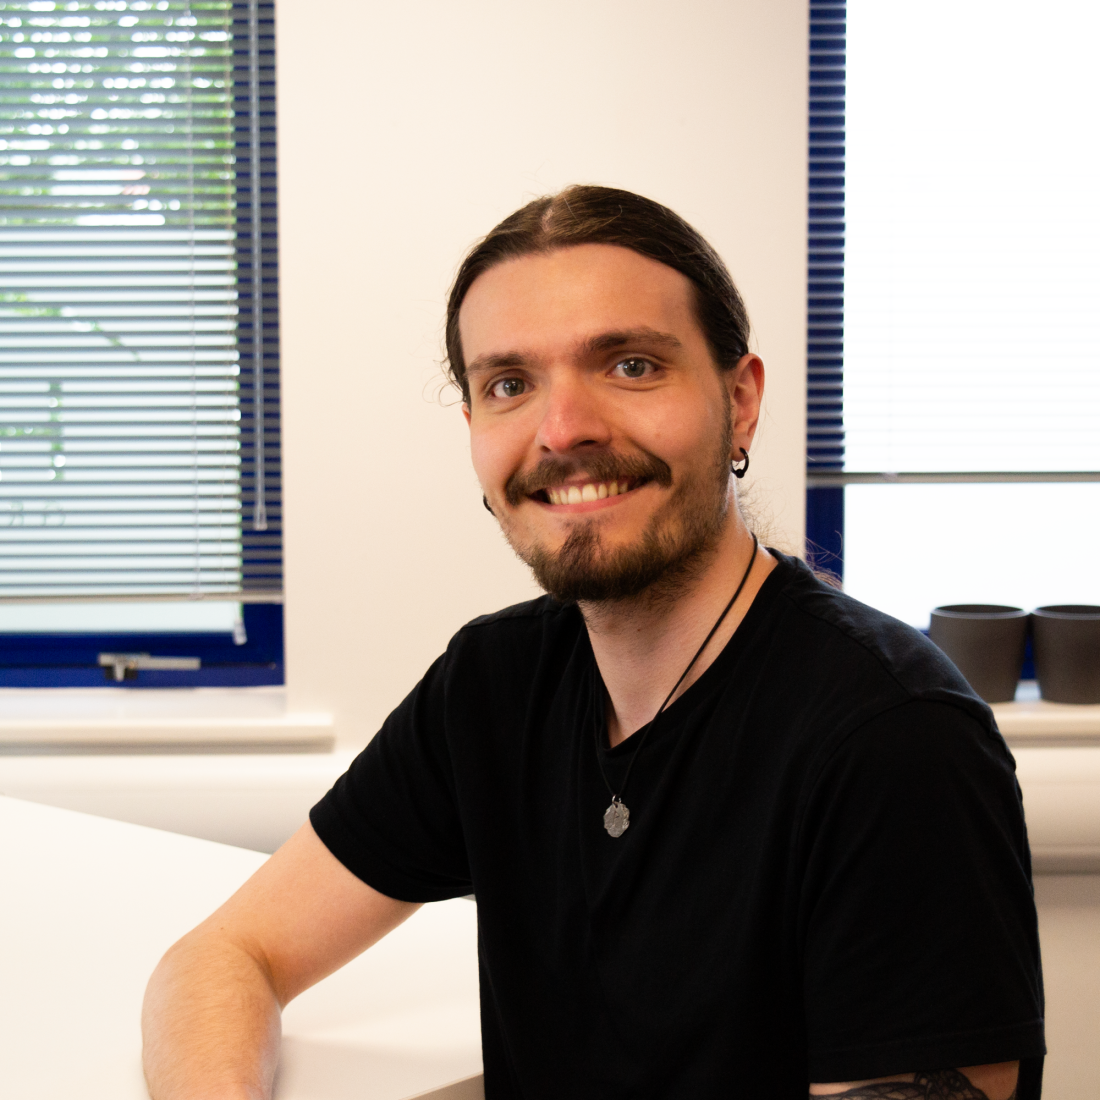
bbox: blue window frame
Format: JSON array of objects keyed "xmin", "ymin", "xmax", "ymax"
[
  {"xmin": 0, "ymin": 602, "xmax": 282, "ymax": 687},
  {"xmin": 806, "ymin": 0, "xmax": 845, "ymax": 579},
  {"xmin": 0, "ymin": 0, "xmax": 281, "ymax": 687}
]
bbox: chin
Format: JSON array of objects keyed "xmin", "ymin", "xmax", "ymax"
[{"xmin": 521, "ymin": 517, "xmax": 721, "ymax": 605}]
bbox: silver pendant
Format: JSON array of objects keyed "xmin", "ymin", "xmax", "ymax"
[{"xmin": 603, "ymin": 798, "xmax": 630, "ymax": 838}]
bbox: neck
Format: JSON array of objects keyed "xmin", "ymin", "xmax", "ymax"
[{"xmin": 581, "ymin": 512, "xmax": 775, "ymax": 748}]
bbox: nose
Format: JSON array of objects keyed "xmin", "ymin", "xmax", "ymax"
[{"xmin": 534, "ymin": 373, "xmax": 613, "ymax": 456}]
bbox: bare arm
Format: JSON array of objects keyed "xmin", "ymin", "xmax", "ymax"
[
  {"xmin": 812, "ymin": 1063, "xmax": 1019, "ymax": 1100},
  {"xmin": 141, "ymin": 822, "xmax": 420, "ymax": 1100}
]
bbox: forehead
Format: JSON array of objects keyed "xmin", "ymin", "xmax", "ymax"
[{"xmin": 457, "ymin": 243, "xmax": 703, "ymax": 361}]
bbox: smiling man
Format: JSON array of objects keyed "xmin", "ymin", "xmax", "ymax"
[{"xmin": 143, "ymin": 187, "xmax": 1044, "ymax": 1100}]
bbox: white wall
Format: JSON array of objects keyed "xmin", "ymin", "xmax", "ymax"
[{"xmin": 276, "ymin": 0, "xmax": 809, "ymax": 748}]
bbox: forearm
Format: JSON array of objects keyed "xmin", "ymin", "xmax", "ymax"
[
  {"xmin": 812, "ymin": 1064, "xmax": 1019, "ymax": 1100},
  {"xmin": 142, "ymin": 823, "xmax": 422, "ymax": 1098},
  {"xmin": 142, "ymin": 929, "xmax": 283, "ymax": 1100}
]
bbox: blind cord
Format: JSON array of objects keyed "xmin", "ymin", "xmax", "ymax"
[
  {"xmin": 184, "ymin": 1, "xmax": 201, "ymax": 598},
  {"xmin": 248, "ymin": 0, "xmax": 267, "ymax": 533}
]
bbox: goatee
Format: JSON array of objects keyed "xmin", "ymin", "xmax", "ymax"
[{"xmin": 504, "ymin": 412, "xmax": 734, "ymax": 605}]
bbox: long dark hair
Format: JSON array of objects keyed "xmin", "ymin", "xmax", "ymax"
[{"xmin": 445, "ymin": 184, "xmax": 752, "ymax": 402}]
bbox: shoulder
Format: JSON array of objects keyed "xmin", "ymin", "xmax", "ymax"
[
  {"xmin": 461, "ymin": 594, "xmax": 568, "ymax": 631},
  {"xmin": 757, "ymin": 552, "xmax": 1003, "ymax": 753},
  {"xmin": 456, "ymin": 594, "xmax": 580, "ymax": 642},
  {"xmin": 819, "ymin": 697, "xmax": 1018, "ymax": 799},
  {"xmin": 767, "ymin": 551, "xmax": 982, "ymax": 703},
  {"xmin": 442, "ymin": 594, "xmax": 585, "ymax": 669}
]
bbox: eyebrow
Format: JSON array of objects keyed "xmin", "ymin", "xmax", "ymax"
[
  {"xmin": 465, "ymin": 327, "xmax": 684, "ymax": 379},
  {"xmin": 580, "ymin": 327, "xmax": 684, "ymax": 356},
  {"xmin": 465, "ymin": 351, "xmax": 527, "ymax": 379}
]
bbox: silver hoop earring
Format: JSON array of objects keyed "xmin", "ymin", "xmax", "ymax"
[{"xmin": 731, "ymin": 448, "xmax": 750, "ymax": 479}]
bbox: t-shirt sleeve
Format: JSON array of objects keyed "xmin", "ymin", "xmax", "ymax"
[
  {"xmin": 799, "ymin": 699, "xmax": 1045, "ymax": 1083},
  {"xmin": 309, "ymin": 651, "xmax": 473, "ymax": 903}
]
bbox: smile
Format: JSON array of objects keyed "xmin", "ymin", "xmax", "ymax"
[{"xmin": 539, "ymin": 478, "xmax": 643, "ymax": 506}]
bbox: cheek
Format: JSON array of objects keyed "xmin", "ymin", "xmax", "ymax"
[
  {"xmin": 468, "ymin": 421, "xmax": 522, "ymax": 490},
  {"xmin": 634, "ymin": 396, "xmax": 724, "ymax": 466}
]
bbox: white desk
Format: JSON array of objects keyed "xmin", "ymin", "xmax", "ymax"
[{"xmin": 0, "ymin": 796, "xmax": 483, "ymax": 1100}]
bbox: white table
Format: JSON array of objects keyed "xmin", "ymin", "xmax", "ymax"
[{"xmin": 0, "ymin": 796, "xmax": 483, "ymax": 1100}]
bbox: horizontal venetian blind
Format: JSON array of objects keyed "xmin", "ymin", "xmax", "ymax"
[
  {"xmin": 0, "ymin": 0, "xmax": 280, "ymax": 601},
  {"xmin": 842, "ymin": 0, "xmax": 1100, "ymax": 477},
  {"xmin": 807, "ymin": 0, "xmax": 845, "ymax": 479}
]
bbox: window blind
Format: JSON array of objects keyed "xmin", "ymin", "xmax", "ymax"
[
  {"xmin": 807, "ymin": 0, "xmax": 1100, "ymax": 624},
  {"xmin": 807, "ymin": 0, "xmax": 844, "ymax": 479},
  {"xmin": 842, "ymin": 0, "xmax": 1100, "ymax": 478},
  {"xmin": 0, "ymin": 0, "xmax": 280, "ymax": 602},
  {"xmin": 805, "ymin": 0, "xmax": 845, "ymax": 570}
]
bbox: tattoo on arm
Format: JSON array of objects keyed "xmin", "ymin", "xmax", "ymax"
[{"xmin": 820, "ymin": 1069, "xmax": 1017, "ymax": 1100}]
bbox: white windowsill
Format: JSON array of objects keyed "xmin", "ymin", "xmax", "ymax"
[
  {"xmin": 992, "ymin": 682, "xmax": 1100, "ymax": 746},
  {"xmin": 0, "ymin": 681, "xmax": 1078, "ymax": 752},
  {"xmin": 0, "ymin": 687, "xmax": 334, "ymax": 753}
]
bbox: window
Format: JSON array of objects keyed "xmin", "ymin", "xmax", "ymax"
[
  {"xmin": 0, "ymin": 0, "xmax": 281, "ymax": 686},
  {"xmin": 807, "ymin": 0, "xmax": 1100, "ymax": 628}
]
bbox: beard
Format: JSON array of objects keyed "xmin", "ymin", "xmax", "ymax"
[{"xmin": 501, "ymin": 405, "xmax": 734, "ymax": 605}]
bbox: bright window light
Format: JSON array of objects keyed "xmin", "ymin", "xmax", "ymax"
[
  {"xmin": 845, "ymin": 484, "xmax": 1100, "ymax": 627},
  {"xmin": 842, "ymin": 1, "xmax": 1100, "ymax": 625},
  {"xmin": 844, "ymin": 0, "xmax": 1100, "ymax": 474}
]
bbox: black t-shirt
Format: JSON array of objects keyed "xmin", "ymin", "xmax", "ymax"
[{"xmin": 311, "ymin": 552, "xmax": 1045, "ymax": 1099}]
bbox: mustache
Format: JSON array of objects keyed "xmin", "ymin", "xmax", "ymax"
[{"xmin": 504, "ymin": 450, "xmax": 673, "ymax": 507}]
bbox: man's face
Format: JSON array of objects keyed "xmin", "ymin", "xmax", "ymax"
[{"xmin": 460, "ymin": 243, "xmax": 760, "ymax": 603}]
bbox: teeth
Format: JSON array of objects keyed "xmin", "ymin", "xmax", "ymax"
[{"xmin": 545, "ymin": 479, "xmax": 636, "ymax": 504}]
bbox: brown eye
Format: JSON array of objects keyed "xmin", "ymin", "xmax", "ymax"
[{"xmin": 491, "ymin": 377, "xmax": 527, "ymax": 399}]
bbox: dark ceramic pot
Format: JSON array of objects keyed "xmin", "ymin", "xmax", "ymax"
[
  {"xmin": 1032, "ymin": 605, "xmax": 1100, "ymax": 704},
  {"xmin": 928, "ymin": 604, "xmax": 1028, "ymax": 704}
]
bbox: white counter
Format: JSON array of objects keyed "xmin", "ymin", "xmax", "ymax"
[{"xmin": 0, "ymin": 796, "xmax": 483, "ymax": 1100}]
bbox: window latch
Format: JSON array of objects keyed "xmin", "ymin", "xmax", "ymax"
[{"xmin": 98, "ymin": 653, "xmax": 202, "ymax": 682}]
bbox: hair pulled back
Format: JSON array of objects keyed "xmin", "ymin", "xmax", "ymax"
[{"xmin": 445, "ymin": 184, "xmax": 751, "ymax": 402}]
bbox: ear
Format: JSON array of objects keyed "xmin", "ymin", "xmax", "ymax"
[
  {"xmin": 462, "ymin": 402, "xmax": 471, "ymax": 426},
  {"xmin": 726, "ymin": 353, "xmax": 764, "ymax": 457}
]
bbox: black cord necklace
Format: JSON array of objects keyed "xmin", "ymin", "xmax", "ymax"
[{"xmin": 595, "ymin": 534, "xmax": 760, "ymax": 838}]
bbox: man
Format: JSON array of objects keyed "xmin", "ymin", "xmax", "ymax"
[{"xmin": 142, "ymin": 186, "xmax": 1044, "ymax": 1100}]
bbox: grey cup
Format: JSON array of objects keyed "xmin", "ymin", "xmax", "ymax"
[
  {"xmin": 1032, "ymin": 605, "xmax": 1100, "ymax": 704},
  {"xmin": 929, "ymin": 605, "xmax": 1028, "ymax": 704}
]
